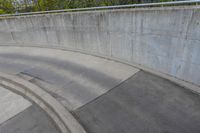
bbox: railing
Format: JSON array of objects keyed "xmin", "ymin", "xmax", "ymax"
[{"xmin": 0, "ymin": 0, "xmax": 200, "ymax": 17}]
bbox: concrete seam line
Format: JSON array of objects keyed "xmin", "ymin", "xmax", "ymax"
[
  {"xmin": 0, "ymin": 44, "xmax": 199, "ymax": 95},
  {"xmin": 0, "ymin": 71, "xmax": 87, "ymax": 133},
  {"xmin": 0, "ymin": 81, "xmax": 67, "ymax": 133}
]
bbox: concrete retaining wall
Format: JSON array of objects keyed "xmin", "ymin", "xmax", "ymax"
[{"xmin": 0, "ymin": 6, "xmax": 200, "ymax": 86}]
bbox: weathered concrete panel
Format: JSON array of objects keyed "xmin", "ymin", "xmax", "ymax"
[
  {"xmin": 0, "ymin": 6, "xmax": 200, "ymax": 86},
  {"xmin": 110, "ymin": 32, "xmax": 133, "ymax": 61}
]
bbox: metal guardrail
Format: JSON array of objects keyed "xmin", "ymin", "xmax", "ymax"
[{"xmin": 0, "ymin": 0, "xmax": 200, "ymax": 17}]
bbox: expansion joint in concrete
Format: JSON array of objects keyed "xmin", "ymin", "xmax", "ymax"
[{"xmin": 0, "ymin": 72, "xmax": 87, "ymax": 133}]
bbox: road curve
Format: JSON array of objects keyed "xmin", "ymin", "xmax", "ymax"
[{"xmin": 0, "ymin": 46, "xmax": 200, "ymax": 133}]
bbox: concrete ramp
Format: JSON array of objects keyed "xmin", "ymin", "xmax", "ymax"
[
  {"xmin": 0, "ymin": 6, "xmax": 200, "ymax": 86},
  {"xmin": 0, "ymin": 46, "xmax": 139, "ymax": 110},
  {"xmin": 0, "ymin": 46, "xmax": 200, "ymax": 133},
  {"xmin": 0, "ymin": 5, "xmax": 200, "ymax": 133}
]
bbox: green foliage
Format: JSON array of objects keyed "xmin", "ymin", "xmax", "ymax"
[
  {"xmin": 21, "ymin": 0, "xmax": 140, "ymax": 12},
  {"xmin": 0, "ymin": 9, "xmax": 5, "ymax": 14},
  {"xmin": 159, "ymin": 0, "xmax": 174, "ymax": 2},
  {"xmin": 0, "ymin": 0, "xmax": 15, "ymax": 13},
  {"xmin": 42, "ymin": 0, "xmax": 59, "ymax": 10},
  {"xmin": 0, "ymin": 0, "xmax": 179, "ymax": 14},
  {"xmin": 98, "ymin": 0, "xmax": 138, "ymax": 6}
]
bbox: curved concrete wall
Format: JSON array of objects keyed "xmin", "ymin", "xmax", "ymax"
[{"xmin": 0, "ymin": 6, "xmax": 200, "ymax": 86}]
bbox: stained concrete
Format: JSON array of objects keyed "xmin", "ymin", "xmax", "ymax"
[
  {"xmin": 75, "ymin": 71, "xmax": 200, "ymax": 133},
  {"xmin": 0, "ymin": 47, "xmax": 199, "ymax": 133},
  {"xmin": 0, "ymin": 6, "xmax": 200, "ymax": 86},
  {"xmin": 0, "ymin": 47, "xmax": 139, "ymax": 110},
  {"xmin": 0, "ymin": 86, "xmax": 31, "ymax": 125},
  {"xmin": 0, "ymin": 104, "xmax": 61, "ymax": 133}
]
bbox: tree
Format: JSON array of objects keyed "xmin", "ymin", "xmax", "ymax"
[
  {"xmin": 0, "ymin": 9, "xmax": 6, "ymax": 14},
  {"xmin": 0, "ymin": 0, "xmax": 15, "ymax": 13},
  {"xmin": 0, "ymin": 0, "xmax": 165, "ymax": 14},
  {"xmin": 43, "ymin": 0, "xmax": 59, "ymax": 10}
]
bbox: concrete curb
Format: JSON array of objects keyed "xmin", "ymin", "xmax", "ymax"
[
  {"xmin": 0, "ymin": 71, "xmax": 87, "ymax": 133},
  {"xmin": 0, "ymin": 45, "xmax": 199, "ymax": 95}
]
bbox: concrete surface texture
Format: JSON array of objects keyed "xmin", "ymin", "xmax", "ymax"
[
  {"xmin": 0, "ymin": 6, "xmax": 199, "ymax": 86},
  {"xmin": 0, "ymin": 70, "xmax": 87, "ymax": 133},
  {"xmin": 0, "ymin": 46, "xmax": 139, "ymax": 110},
  {"xmin": 75, "ymin": 71, "xmax": 200, "ymax": 133},
  {"xmin": 0, "ymin": 86, "xmax": 31, "ymax": 125},
  {"xmin": 0, "ymin": 47, "xmax": 200, "ymax": 133},
  {"xmin": 0, "ymin": 104, "xmax": 61, "ymax": 133},
  {"xmin": 0, "ymin": 85, "xmax": 61, "ymax": 133}
]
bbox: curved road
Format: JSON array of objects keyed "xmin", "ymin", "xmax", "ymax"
[{"xmin": 0, "ymin": 46, "xmax": 200, "ymax": 133}]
